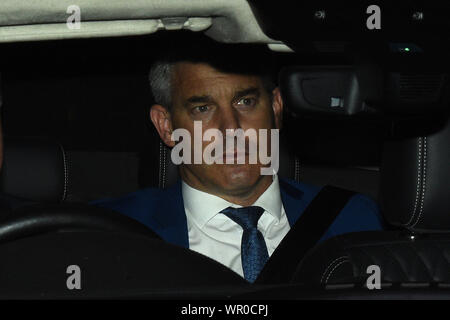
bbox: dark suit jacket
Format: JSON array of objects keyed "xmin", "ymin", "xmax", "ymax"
[{"xmin": 91, "ymin": 178, "xmax": 384, "ymax": 248}]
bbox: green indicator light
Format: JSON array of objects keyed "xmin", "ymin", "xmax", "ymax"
[{"xmin": 404, "ymin": 47, "xmax": 410, "ymax": 52}]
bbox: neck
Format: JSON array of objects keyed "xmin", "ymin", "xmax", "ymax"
[{"xmin": 179, "ymin": 168, "xmax": 273, "ymax": 207}]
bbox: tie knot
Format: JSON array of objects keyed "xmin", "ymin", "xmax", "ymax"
[{"xmin": 220, "ymin": 206, "xmax": 265, "ymax": 231}]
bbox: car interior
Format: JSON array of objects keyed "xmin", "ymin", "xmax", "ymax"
[{"xmin": 0, "ymin": 0, "xmax": 449, "ymax": 300}]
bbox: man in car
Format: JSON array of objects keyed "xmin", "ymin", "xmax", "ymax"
[{"xmin": 92, "ymin": 39, "xmax": 384, "ymax": 283}]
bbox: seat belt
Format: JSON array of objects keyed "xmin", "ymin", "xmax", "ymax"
[{"xmin": 255, "ymin": 185, "xmax": 356, "ymax": 284}]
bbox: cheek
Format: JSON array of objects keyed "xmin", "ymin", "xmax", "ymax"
[
  {"xmin": 170, "ymin": 111, "xmax": 190, "ymax": 131},
  {"xmin": 242, "ymin": 113, "xmax": 274, "ymax": 132},
  {"xmin": 250, "ymin": 101, "xmax": 276, "ymax": 127}
]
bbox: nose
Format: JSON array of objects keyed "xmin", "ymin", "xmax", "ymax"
[{"xmin": 218, "ymin": 105, "xmax": 241, "ymax": 134}]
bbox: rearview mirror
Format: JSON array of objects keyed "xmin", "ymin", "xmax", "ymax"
[
  {"xmin": 280, "ymin": 64, "xmax": 450, "ymax": 117},
  {"xmin": 279, "ymin": 65, "xmax": 383, "ymax": 116}
]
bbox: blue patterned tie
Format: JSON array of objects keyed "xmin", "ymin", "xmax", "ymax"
[{"xmin": 220, "ymin": 206, "xmax": 269, "ymax": 283}]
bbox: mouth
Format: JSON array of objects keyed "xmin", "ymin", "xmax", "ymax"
[{"xmin": 223, "ymin": 150, "xmax": 248, "ymax": 163}]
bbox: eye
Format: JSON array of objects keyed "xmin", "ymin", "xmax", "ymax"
[
  {"xmin": 192, "ymin": 105, "xmax": 210, "ymax": 114},
  {"xmin": 236, "ymin": 97, "xmax": 256, "ymax": 108}
]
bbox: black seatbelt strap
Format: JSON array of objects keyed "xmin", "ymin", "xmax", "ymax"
[{"xmin": 255, "ymin": 185, "xmax": 356, "ymax": 284}]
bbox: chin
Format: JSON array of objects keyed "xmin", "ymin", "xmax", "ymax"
[{"xmin": 219, "ymin": 165, "xmax": 262, "ymax": 191}]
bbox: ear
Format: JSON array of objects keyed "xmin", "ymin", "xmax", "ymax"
[
  {"xmin": 150, "ymin": 104, "xmax": 175, "ymax": 147},
  {"xmin": 272, "ymin": 87, "xmax": 283, "ymax": 130}
]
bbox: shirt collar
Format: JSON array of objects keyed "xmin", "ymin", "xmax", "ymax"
[
  {"xmin": 252, "ymin": 175, "xmax": 282, "ymax": 222},
  {"xmin": 182, "ymin": 175, "xmax": 283, "ymax": 229}
]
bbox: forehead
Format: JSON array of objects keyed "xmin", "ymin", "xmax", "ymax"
[{"xmin": 171, "ymin": 62, "xmax": 262, "ymax": 98}]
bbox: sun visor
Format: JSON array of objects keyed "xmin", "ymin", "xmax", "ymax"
[{"xmin": 0, "ymin": 0, "xmax": 277, "ymax": 44}]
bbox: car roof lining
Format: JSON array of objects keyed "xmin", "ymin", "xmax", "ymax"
[{"xmin": 0, "ymin": 0, "xmax": 279, "ymax": 44}]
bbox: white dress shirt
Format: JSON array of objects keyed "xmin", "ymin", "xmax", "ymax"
[{"xmin": 182, "ymin": 175, "xmax": 291, "ymax": 278}]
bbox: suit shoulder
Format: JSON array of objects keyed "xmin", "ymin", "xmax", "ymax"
[
  {"xmin": 315, "ymin": 187, "xmax": 384, "ymax": 241},
  {"xmin": 279, "ymin": 177, "xmax": 321, "ymax": 201},
  {"xmin": 280, "ymin": 177, "xmax": 320, "ymax": 190},
  {"xmin": 346, "ymin": 193, "xmax": 382, "ymax": 220},
  {"xmin": 331, "ymin": 191, "xmax": 384, "ymax": 235}
]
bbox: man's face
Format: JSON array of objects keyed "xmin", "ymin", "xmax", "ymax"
[{"xmin": 152, "ymin": 62, "xmax": 283, "ymax": 199}]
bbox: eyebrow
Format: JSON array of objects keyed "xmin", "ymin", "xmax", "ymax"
[
  {"xmin": 184, "ymin": 87, "xmax": 261, "ymax": 107},
  {"xmin": 185, "ymin": 95, "xmax": 214, "ymax": 106},
  {"xmin": 232, "ymin": 87, "xmax": 260, "ymax": 102}
]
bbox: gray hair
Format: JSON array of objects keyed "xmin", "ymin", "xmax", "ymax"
[
  {"xmin": 149, "ymin": 60, "xmax": 276, "ymax": 110},
  {"xmin": 149, "ymin": 61, "xmax": 173, "ymax": 109}
]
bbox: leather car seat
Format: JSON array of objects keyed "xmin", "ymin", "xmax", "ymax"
[
  {"xmin": 291, "ymin": 115, "xmax": 450, "ymax": 288},
  {"xmin": 0, "ymin": 137, "xmax": 68, "ymax": 213}
]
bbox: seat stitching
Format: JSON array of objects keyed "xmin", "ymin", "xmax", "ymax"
[
  {"xmin": 412, "ymin": 136, "xmax": 427, "ymax": 228},
  {"xmin": 320, "ymin": 256, "xmax": 348, "ymax": 284},
  {"xmin": 59, "ymin": 143, "xmax": 68, "ymax": 201},
  {"xmin": 325, "ymin": 259, "xmax": 350, "ymax": 284},
  {"xmin": 406, "ymin": 137, "xmax": 423, "ymax": 226}
]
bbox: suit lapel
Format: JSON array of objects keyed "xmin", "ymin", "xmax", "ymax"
[{"xmin": 151, "ymin": 180, "xmax": 189, "ymax": 248}]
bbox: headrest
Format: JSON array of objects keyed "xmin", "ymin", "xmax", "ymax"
[
  {"xmin": 380, "ymin": 116, "xmax": 450, "ymax": 232},
  {"xmin": 0, "ymin": 138, "xmax": 67, "ymax": 203},
  {"xmin": 157, "ymin": 135, "xmax": 300, "ymax": 189}
]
